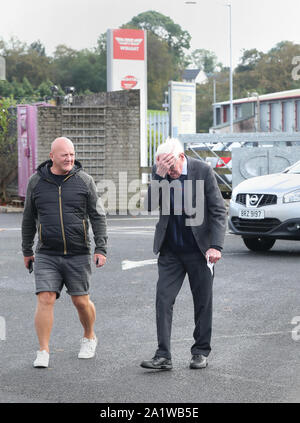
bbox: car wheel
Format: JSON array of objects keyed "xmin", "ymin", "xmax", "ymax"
[{"xmin": 242, "ymin": 237, "xmax": 276, "ymax": 252}]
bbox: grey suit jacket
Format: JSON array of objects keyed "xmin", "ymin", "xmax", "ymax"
[{"xmin": 145, "ymin": 156, "xmax": 227, "ymax": 256}]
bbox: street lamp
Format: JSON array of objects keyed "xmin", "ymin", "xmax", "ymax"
[
  {"xmin": 227, "ymin": 3, "xmax": 233, "ymax": 133},
  {"xmin": 183, "ymin": 1, "xmax": 233, "ymax": 131}
]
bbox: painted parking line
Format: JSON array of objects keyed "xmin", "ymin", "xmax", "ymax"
[
  {"xmin": 0, "ymin": 228, "xmax": 22, "ymax": 231},
  {"xmin": 121, "ymin": 252, "xmax": 248, "ymax": 270},
  {"xmin": 122, "ymin": 259, "xmax": 157, "ymax": 270}
]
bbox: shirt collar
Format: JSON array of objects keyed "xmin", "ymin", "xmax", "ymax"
[{"xmin": 181, "ymin": 157, "xmax": 187, "ymax": 175}]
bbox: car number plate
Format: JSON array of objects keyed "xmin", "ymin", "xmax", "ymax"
[{"xmin": 239, "ymin": 209, "xmax": 265, "ymax": 219}]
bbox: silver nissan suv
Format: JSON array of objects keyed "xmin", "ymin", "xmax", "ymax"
[{"xmin": 228, "ymin": 160, "xmax": 300, "ymax": 251}]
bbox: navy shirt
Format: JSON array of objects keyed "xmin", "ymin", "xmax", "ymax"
[{"xmin": 165, "ymin": 174, "xmax": 200, "ymax": 254}]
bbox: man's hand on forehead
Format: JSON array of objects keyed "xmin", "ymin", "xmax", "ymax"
[
  {"xmin": 156, "ymin": 153, "xmax": 176, "ymax": 178},
  {"xmin": 158, "ymin": 153, "xmax": 176, "ymax": 163}
]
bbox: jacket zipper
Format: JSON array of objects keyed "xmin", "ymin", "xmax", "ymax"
[
  {"xmin": 43, "ymin": 174, "xmax": 74, "ymax": 255},
  {"xmin": 58, "ymin": 174, "xmax": 74, "ymax": 255},
  {"xmin": 39, "ymin": 224, "xmax": 42, "ymax": 242},
  {"xmin": 58, "ymin": 186, "xmax": 67, "ymax": 255},
  {"xmin": 83, "ymin": 220, "xmax": 87, "ymax": 246}
]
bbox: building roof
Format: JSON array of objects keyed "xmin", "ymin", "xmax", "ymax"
[
  {"xmin": 214, "ymin": 88, "xmax": 300, "ymax": 106},
  {"xmin": 182, "ymin": 68, "xmax": 201, "ymax": 82}
]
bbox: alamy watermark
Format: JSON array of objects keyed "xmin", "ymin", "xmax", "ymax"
[
  {"xmin": 291, "ymin": 316, "xmax": 300, "ymax": 341},
  {"xmin": 96, "ymin": 172, "xmax": 205, "ymax": 227},
  {"xmin": 0, "ymin": 316, "xmax": 6, "ymax": 341},
  {"xmin": 292, "ymin": 57, "xmax": 300, "ymax": 81}
]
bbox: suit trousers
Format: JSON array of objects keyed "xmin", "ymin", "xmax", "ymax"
[{"xmin": 155, "ymin": 244, "xmax": 214, "ymax": 360}]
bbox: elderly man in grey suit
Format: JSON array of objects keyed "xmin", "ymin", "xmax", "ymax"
[{"xmin": 141, "ymin": 138, "xmax": 226, "ymax": 370}]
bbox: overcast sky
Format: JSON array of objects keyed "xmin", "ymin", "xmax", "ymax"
[{"xmin": 1, "ymin": 0, "xmax": 300, "ymax": 67}]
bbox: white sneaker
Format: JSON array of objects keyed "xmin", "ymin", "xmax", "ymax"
[
  {"xmin": 78, "ymin": 336, "xmax": 98, "ymax": 359},
  {"xmin": 33, "ymin": 350, "xmax": 49, "ymax": 368}
]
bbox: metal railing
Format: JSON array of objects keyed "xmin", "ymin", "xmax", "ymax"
[
  {"xmin": 148, "ymin": 111, "xmax": 169, "ymax": 166},
  {"xmin": 180, "ymin": 132, "xmax": 300, "ymax": 194}
]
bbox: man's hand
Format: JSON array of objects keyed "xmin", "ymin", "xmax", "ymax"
[
  {"xmin": 94, "ymin": 253, "xmax": 106, "ymax": 268},
  {"xmin": 156, "ymin": 153, "xmax": 176, "ymax": 178},
  {"xmin": 205, "ymin": 248, "xmax": 221, "ymax": 264},
  {"xmin": 24, "ymin": 255, "xmax": 34, "ymax": 269}
]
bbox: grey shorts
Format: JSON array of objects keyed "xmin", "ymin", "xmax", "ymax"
[{"xmin": 34, "ymin": 253, "xmax": 92, "ymax": 299}]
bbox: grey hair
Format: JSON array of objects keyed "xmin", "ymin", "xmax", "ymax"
[{"xmin": 155, "ymin": 137, "xmax": 184, "ymax": 159}]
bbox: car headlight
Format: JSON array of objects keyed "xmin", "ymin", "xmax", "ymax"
[
  {"xmin": 283, "ymin": 189, "xmax": 300, "ymax": 203},
  {"xmin": 231, "ymin": 190, "xmax": 237, "ymax": 202}
]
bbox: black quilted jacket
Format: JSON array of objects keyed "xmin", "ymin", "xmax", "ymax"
[{"xmin": 22, "ymin": 160, "xmax": 107, "ymax": 257}]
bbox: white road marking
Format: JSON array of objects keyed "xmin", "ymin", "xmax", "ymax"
[
  {"xmin": 0, "ymin": 228, "xmax": 21, "ymax": 231},
  {"xmin": 108, "ymin": 226, "xmax": 154, "ymax": 230},
  {"xmin": 107, "ymin": 217, "xmax": 158, "ymax": 221},
  {"xmin": 117, "ymin": 233, "xmax": 154, "ymax": 237},
  {"xmin": 122, "ymin": 259, "xmax": 157, "ymax": 270}
]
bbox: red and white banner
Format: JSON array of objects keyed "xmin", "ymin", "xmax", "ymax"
[
  {"xmin": 107, "ymin": 29, "xmax": 147, "ymax": 168},
  {"xmin": 113, "ymin": 29, "xmax": 145, "ymax": 61}
]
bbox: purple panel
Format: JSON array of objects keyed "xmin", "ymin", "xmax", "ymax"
[
  {"xmin": 27, "ymin": 105, "xmax": 38, "ymax": 175},
  {"xmin": 17, "ymin": 105, "xmax": 30, "ymax": 198},
  {"xmin": 17, "ymin": 102, "xmax": 53, "ymax": 198}
]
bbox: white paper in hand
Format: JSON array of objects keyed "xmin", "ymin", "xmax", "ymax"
[{"xmin": 206, "ymin": 256, "xmax": 214, "ymax": 276}]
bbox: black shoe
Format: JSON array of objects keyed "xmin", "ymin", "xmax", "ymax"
[
  {"xmin": 190, "ymin": 354, "xmax": 208, "ymax": 369},
  {"xmin": 140, "ymin": 356, "xmax": 173, "ymax": 370}
]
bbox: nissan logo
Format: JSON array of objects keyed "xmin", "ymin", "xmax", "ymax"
[{"xmin": 250, "ymin": 195, "xmax": 259, "ymax": 205}]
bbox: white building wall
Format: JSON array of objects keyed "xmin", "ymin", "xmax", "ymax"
[
  {"xmin": 270, "ymin": 103, "xmax": 281, "ymax": 132},
  {"xmin": 297, "ymin": 101, "xmax": 300, "ymax": 131},
  {"xmin": 212, "ymin": 95, "xmax": 300, "ymax": 133},
  {"xmin": 283, "ymin": 101, "xmax": 295, "ymax": 131},
  {"xmin": 260, "ymin": 103, "xmax": 269, "ymax": 132}
]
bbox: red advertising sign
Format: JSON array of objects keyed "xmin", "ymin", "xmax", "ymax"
[{"xmin": 113, "ymin": 29, "xmax": 145, "ymax": 61}]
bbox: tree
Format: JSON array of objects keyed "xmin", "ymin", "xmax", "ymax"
[
  {"xmin": 147, "ymin": 33, "xmax": 176, "ymax": 109},
  {"xmin": 122, "ymin": 11, "xmax": 191, "ymax": 109},
  {"xmin": 188, "ymin": 49, "xmax": 222, "ymax": 76},
  {"xmin": 236, "ymin": 48, "xmax": 264, "ymax": 73},
  {"xmin": 0, "ymin": 97, "xmax": 17, "ymax": 202},
  {"xmin": 37, "ymin": 79, "xmax": 54, "ymax": 98},
  {"xmin": 0, "ymin": 80, "xmax": 14, "ymax": 97},
  {"xmin": 124, "ymin": 10, "xmax": 191, "ymax": 68},
  {"xmin": 234, "ymin": 41, "xmax": 300, "ymax": 95},
  {"xmin": 22, "ymin": 77, "xmax": 35, "ymax": 96},
  {"xmin": 1, "ymin": 37, "xmax": 53, "ymax": 88},
  {"xmin": 53, "ymin": 45, "xmax": 106, "ymax": 94},
  {"xmin": 10, "ymin": 77, "xmax": 26, "ymax": 99},
  {"xmin": 29, "ymin": 40, "xmax": 46, "ymax": 56}
]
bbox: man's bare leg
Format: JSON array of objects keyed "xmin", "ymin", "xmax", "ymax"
[
  {"xmin": 72, "ymin": 295, "xmax": 96, "ymax": 339},
  {"xmin": 34, "ymin": 292, "xmax": 57, "ymax": 352}
]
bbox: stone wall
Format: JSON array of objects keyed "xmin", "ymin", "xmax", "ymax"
[
  {"xmin": 37, "ymin": 106, "xmax": 63, "ymax": 163},
  {"xmin": 73, "ymin": 89, "xmax": 140, "ymax": 108},
  {"xmin": 37, "ymin": 90, "xmax": 141, "ymax": 213}
]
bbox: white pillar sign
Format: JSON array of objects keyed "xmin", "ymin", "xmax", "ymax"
[
  {"xmin": 168, "ymin": 81, "xmax": 196, "ymax": 137},
  {"xmin": 107, "ymin": 29, "xmax": 147, "ymax": 168}
]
